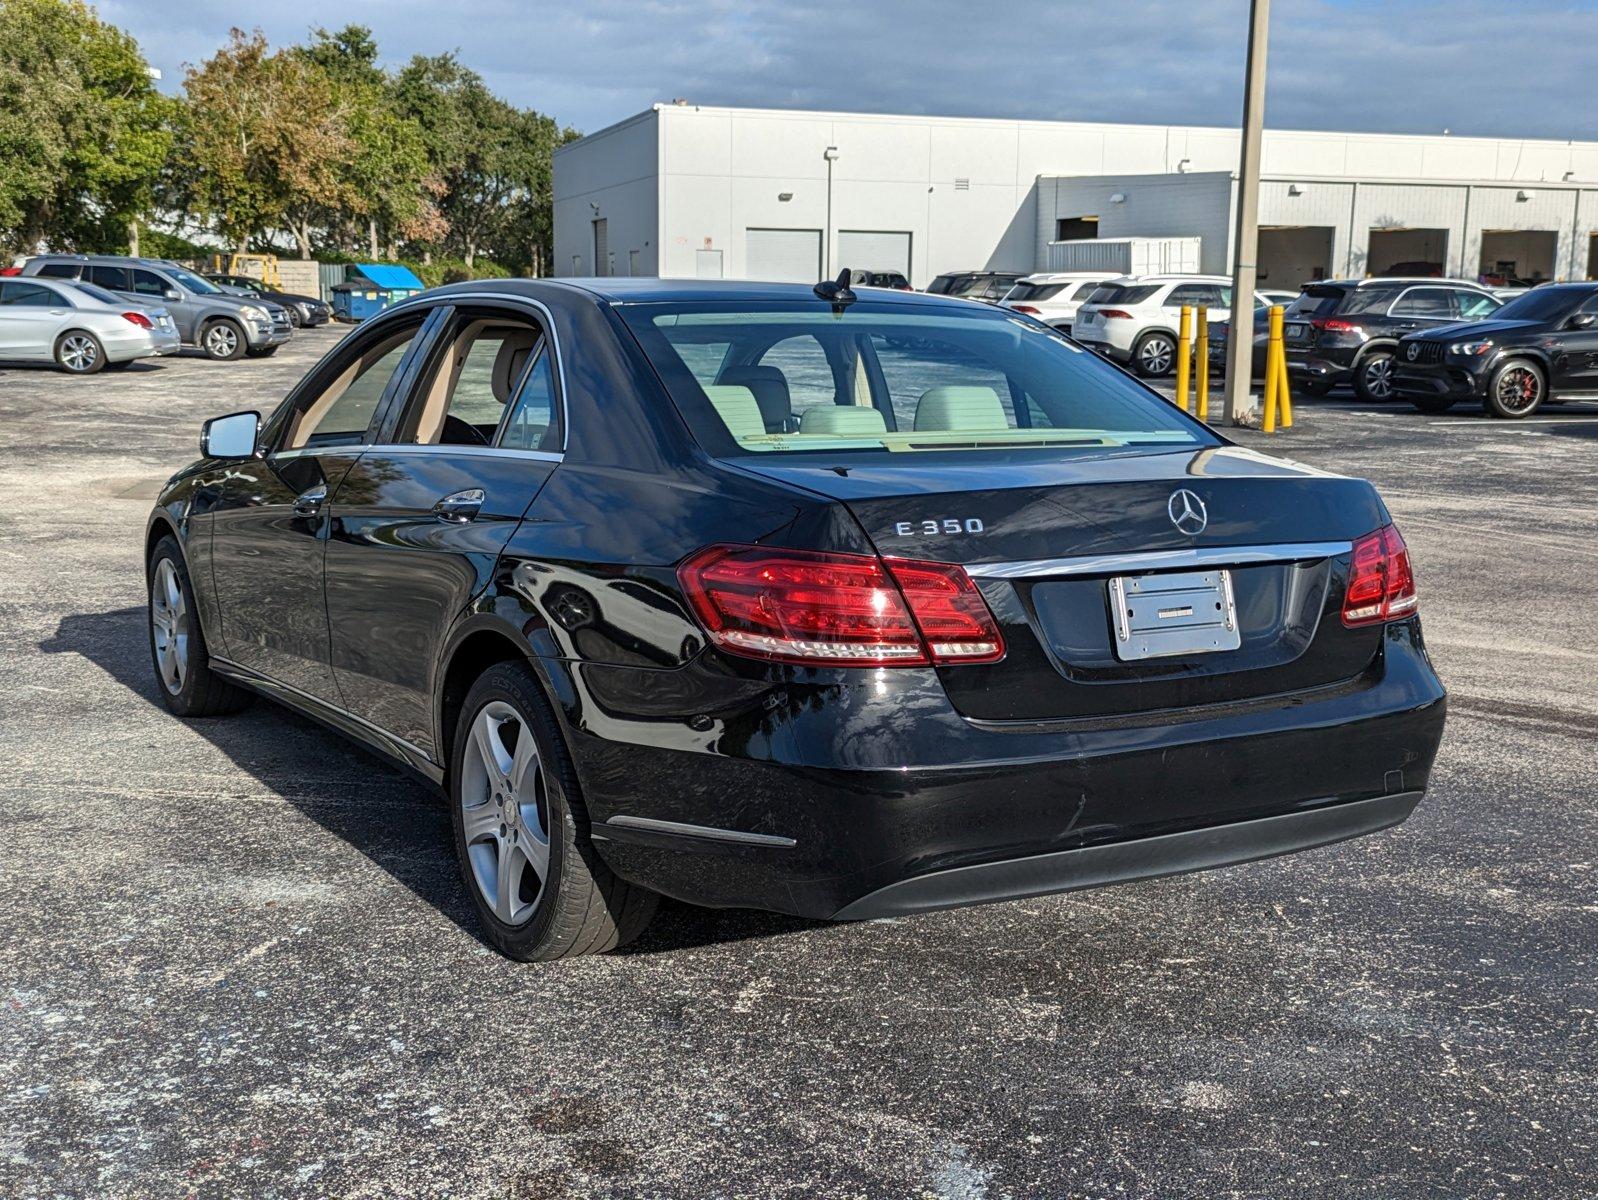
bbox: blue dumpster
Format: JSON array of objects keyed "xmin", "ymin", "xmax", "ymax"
[{"xmin": 330, "ymin": 263, "xmax": 426, "ymax": 322}]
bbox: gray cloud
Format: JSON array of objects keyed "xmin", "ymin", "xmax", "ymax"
[{"xmin": 99, "ymin": 0, "xmax": 1598, "ymax": 141}]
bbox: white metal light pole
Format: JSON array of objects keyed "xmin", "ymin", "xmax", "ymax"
[
  {"xmin": 1223, "ymin": 0, "xmax": 1272, "ymax": 425},
  {"xmin": 823, "ymin": 145, "xmax": 840, "ymax": 277}
]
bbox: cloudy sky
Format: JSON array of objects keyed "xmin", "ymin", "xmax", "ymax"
[{"xmin": 101, "ymin": 0, "xmax": 1598, "ymax": 142}]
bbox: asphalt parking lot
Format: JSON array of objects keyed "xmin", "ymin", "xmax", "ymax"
[{"xmin": 1, "ymin": 329, "xmax": 1594, "ymax": 1199}]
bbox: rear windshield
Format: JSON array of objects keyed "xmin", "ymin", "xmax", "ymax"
[
  {"xmin": 1085, "ymin": 283, "xmax": 1159, "ymax": 306},
  {"xmin": 1288, "ymin": 289, "xmax": 1344, "ymax": 317},
  {"xmin": 1006, "ymin": 282, "xmax": 1068, "ymax": 302},
  {"xmin": 620, "ymin": 301, "xmax": 1220, "ymax": 461}
]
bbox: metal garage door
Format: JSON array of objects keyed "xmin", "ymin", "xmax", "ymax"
[
  {"xmin": 745, "ymin": 228, "xmax": 821, "ymax": 283},
  {"xmin": 838, "ymin": 230, "xmax": 912, "ymax": 278}
]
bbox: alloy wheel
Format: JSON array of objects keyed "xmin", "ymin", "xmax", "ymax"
[
  {"xmin": 1495, "ymin": 365, "xmax": 1542, "ymax": 416},
  {"xmin": 205, "ymin": 324, "xmax": 239, "ymax": 358},
  {"xmin": 150, "ymin": 559, "xmax": 189, "ymax": 695},
  {"xmin": 460, "ymin": 700, "xmax": 551, "ymax": 926},
  {"xmin": 1139, "ymin": 336, "xmax": 1174, "ymax": 375},
  {"xmin": 1363, "ymin": 356, "xmax": 1395, "ymax": 400},
  {"xmin": 60, "ymin": 334, "xmax": 98, "ymax": 372}
]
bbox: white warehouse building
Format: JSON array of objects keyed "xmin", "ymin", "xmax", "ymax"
[{"xmin": 553, "ymin": 103, "xmax": 1598, "ymax": 290}]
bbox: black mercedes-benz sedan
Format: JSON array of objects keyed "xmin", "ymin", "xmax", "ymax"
[{"xmin": 145, "ymin": 277, "xmax": 1446, "ymax": 960}]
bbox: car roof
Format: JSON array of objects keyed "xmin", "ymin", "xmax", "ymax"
[
  {"xmin": 1017, "ymin": 271, "xmax": 1117, "ymax": 282},
  {"xmin": 420, "ymin": 276, "xmax": 989, "ymax": 311},
  {"xmin": 1313, "ymin": 277, "xmax": 1494, "ymax": 290}
]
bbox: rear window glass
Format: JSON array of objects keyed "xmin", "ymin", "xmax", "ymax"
[
  {"xmin": 1086, "ymin": 284, "xmax": 1159, "ymax": 306},
  {"xmin": 69, "ymin": 282, "xmax": 122, "ymax": 305},
  {"xmin": 621, "ymin": 301, "xmax": 1219, "ymax": 461},
  {"xmin": 1288, "ymin": 290, "xmax": 1343, "ymax": 317}
]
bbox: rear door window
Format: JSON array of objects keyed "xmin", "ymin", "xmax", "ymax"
[
  {"xmin": 88, "ymin": 265, "xmax": 130, "ymax": 290},
  {"xmin": 1453, "ymin": 290, "xmax": 1501, "ymax": 320},
  {"xmin": 1391, "ymin": 287, "xmax": 1456, "ymax": 318},
  {"xmin": 129, "ymin": 269, "xmax": 169, "ymax": 298}
]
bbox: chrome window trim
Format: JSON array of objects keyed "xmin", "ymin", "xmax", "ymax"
[
  {"xmin": 964, "ymin": 541, "xmax": 1352, "ymax": 580},
  {"xmin": 269, "ymin": 444, "xmax": 563, "ymax": 464}
]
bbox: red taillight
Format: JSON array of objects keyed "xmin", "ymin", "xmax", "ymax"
[
  {"xmin": 1097, "ymin": 308, "xmax": 1134, "ymax": 320},
  {"xmin": 1311, "ymin": 317, "xmax": 1359, "ymax": 334},
  {"xmin": 677, "ymin": 544, "xmax": 1004, "ymax": 667},
  {"xmin": 0, "ymin": 266, "xmax": 21, "ymax": 276},
  {"xmin": 1342, "ymin": 524, "xmax": 1417, "ymax": 626},
  {"xmin": 1012, "ymin": 304, "xmax": 1041, "ymax": 315},
  {"xmin": 121, "ymin": 311, "xmax": 152, "ymax": 329}
]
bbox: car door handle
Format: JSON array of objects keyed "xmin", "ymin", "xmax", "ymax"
[
  {"xmin": 292, "ymin": 484, "xmax": 328, "ymax": 517},
  {"xmin": 433, "ymin": 488, "xmax": 485, "ymax": 523}
]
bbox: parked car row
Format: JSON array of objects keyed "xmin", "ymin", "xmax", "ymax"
[
  {"xmin": 1070, "ymin": 275, "xmax": 1274, "ymax": 377},
  {"xmin": 0, "ymin": 254, "xmax": 304, "ymax": 373},
  {"xmin": 206, "ymin": 272, "xmax": 332, "ymax": 328}
]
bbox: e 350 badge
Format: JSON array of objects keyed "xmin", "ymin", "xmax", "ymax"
[{"xmin": 893, "ymin": 518, "xmax": 986, "ymax": 536}]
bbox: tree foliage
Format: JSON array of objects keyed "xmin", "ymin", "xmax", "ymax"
[{"xmin": 0, "ymin": 7, "xmax": 573, "ymax": 274}]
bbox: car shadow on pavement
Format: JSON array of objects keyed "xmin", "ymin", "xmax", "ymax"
[{"xmin": 42, "ymin": 605, "xmax": 820, "ymax": 957}]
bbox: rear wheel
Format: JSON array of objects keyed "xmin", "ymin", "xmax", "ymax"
[
  {"xmin": 147, "ymin": 536, "xmax": 252, "ymax": 717},
  {"xmin": 201, "ymin": 319, "xmax": 245, "ymax": 361},
  {"xmin": 450, "ymin": 662, "xmax": 658, "ymax": 961},
  {"xmin": 55, "ymin": 331, "xmax": 105, "ymax": 374},
  {"xmin": 1353, "ymin": 350, "xmax": 1397, "ymax": 403},
  {"xmin": 1485, "ymin": 359, "xmax": 1545, "ymax": 419},
  {"xmin": 1133, "ymin": 331, "xmax": 1176, "ymax": 377}
]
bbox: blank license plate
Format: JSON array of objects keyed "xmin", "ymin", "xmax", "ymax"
[
  {"xmin": 1285, "ymin": 322, "xmax": 1308, "ymax": 339},
  {"xmin": 1107, "ymin": 569, "xmax": 1240, "ymax": 661}
]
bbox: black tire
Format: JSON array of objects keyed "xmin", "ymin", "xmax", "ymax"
[
  {"xmin": 450, "ymin": 661, "xmax": 658, "ymax": 961},
  {"xmin": 200, "ymin": 319, "xmax": 246, "ymax": 361},
  {"xmin": 1353, "ymin": 349, "xmax": 1397, "ymax": 403},
  {"xmin": 1133, "ymin": 331, "xmax": 1177, "ymax": 377},
  {"xmin": 54, "ymin": 330, "xmax": 105, "ymax": 374},
  {"xmin": 245, "ymin": 345, "xmax": 279, "ymax": 358},
  {"xmin": 287, "ymin": 308, "xmax": 302, "ymax": 328},
  {"xmin": 147, "ymin": 536, "xmax": 253, "ymax": 717},
  {"xmin": 104, "ymin": 360, "xmax": 134, "ymax": 371},
  {"xmin": 1484, "ymin": 359, "xmax": 1545, "ymax": 420},
  {"xmin": 1410, "ymin": 395, "xmax": 1458, "ymax": 414}
]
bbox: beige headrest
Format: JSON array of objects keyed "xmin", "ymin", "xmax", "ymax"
[
  {"xmin": 799, "ymin": 406, "xmax": 888, "ymax": 436},
  {"xmin": 914, "ymin": 385, "xmax": 1008, "ymax": 432}
]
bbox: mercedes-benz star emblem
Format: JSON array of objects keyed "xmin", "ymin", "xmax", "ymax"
[
  {"xmin": 1168, "ymin": 489, "xmax": 1208, "ymax": 536},
  {"xmin": 1407, "ymin": 342, "xmax": 1420, "ymax": 361}
]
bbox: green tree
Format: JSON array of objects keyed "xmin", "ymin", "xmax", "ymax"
[
  {"xmin": 0, "ymin": 0, "xmax": 173, "ymax": 256},
  {"xmin": 180, "ymin": 28, "xmax": 352, "ymax": 255}
]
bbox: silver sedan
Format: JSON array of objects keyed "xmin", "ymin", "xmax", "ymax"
[{"xmin": 0, "ymin": 277, "xmax": 180, "ymax": 373}]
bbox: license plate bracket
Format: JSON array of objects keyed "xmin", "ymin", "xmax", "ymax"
[{"xmin": 1107, "ymin": 568, "xmax": 1240, "ymax": 660}]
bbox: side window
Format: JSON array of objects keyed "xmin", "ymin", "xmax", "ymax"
[
  {"xmin": 1391, "ymin": 288, "xmax": 1454, "ymax": 318},
  {"xmin": 1454, "ymin": 290, "xmax": 1500, "ymax": 320},
  {"xmin": 88, "ymin": 265, "xmax": 130, "ymax": 290},
  {"xmin": 129, "ymin": 269, "xmax": 168, "ymax": 297},
  {"xmin": 499, "ymin": 348, "xmax": 560, "ymax": 452},
  {"xmin": 0, "ymin": 281, "xmax": 58, "ymax": 306},
  {"xmin": 1579, "ymin": 292, "xmax": 1598, "ymax": 317},
  {"xmin": 394, "ymin": 317, "xmax": 549, "ymax": 447},
  {"xmin": 1165, "ymin": 284, "xmax": 1209, "ymax": 308},
  {"xmin": 35, "ymin": 263, "xmax": 80, "ymax": 279},
  {"xmin": 283, "ymin": 324, "xmax": 423, "ymax": 450}
]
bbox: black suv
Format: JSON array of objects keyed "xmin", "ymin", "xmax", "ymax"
[
  {"xmin": 1393, "ymin": 283, "xmax": 1598, "ymax": 418},
  {"xmin": 924, "ymin": 271, "xmax": 1024, "ymax": 302},
  {"xmin": 1281, "ymin": 279, "xmax": 1501, "ymax": 401}
]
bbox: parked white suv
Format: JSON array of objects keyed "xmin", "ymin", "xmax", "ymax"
[
  {"xmin": 1074, "ymin": 275, "xmax": 1271, "ymax": 377},
  {"xmin": 998, "ymin": 272, "xmax": 1116, "ymax": 334}
]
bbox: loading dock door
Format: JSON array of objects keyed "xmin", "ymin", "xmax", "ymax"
[
  {"xmin": 1478, "ymin": 230, "xmax": 1557, "ymax": 285},
  {"xmin": 745, "ymin": 228, "xmax": 822, "ymax": 283},
  {"xmin": 838, "ymin": 230, "xmax": 912, "ymax": 279},
  {"xmin": 1367, "ymin": 228, "xmax": 1449, "ymax": 277},
  {"xmin": 1590, "ymin": 235, "xmax": 1598, "ymax": 281},
  {"xmin": 1258, "ymin": 226, "xmax": 1333, "ymax": 290}
]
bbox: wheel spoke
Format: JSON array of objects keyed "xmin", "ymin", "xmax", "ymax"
[
  {"xmin": 461, "ymin": 799, "xmax": 501, "ymax": 844},
  {"xmin": 472, "ymin": 712, "xmax": 512, "ymax": 783},
  {"xmin": 495, "ymin": 834, "xmax": 520, "ymax": 920},
  {"xmin": 508, "ymin": 729, "xmax": 538, "ymax": 797}
]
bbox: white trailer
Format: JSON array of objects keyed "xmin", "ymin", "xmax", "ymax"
[{"xmin": 1043, "ymin": 237, "xmax": 1202, "ymax": 276}]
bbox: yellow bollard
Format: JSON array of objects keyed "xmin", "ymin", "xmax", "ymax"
[
  {"xmin": 1263, "ymin": 305, "xmax": 1283, "ymax": 433},
  {"xmin": 1276, "ymin": 327, "xmax": 1294, "ymax": 429},
  {"xmin": 1195, "ymin": 306, "xmax": 1210, "ymax": 423},
  {"xmin": 1175, "ymin": 305, "xmax": 1192, "ymax": 412}
]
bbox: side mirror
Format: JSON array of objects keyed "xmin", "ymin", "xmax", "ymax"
[
  {"xmin": 1569, "ymin": 312, "xmax": 1596, "ymax": 331},
  {"xmin": 164, "ymin": 287, "xmax": 182, "ymax": 301},
  {"xmin": 201, "ymin": 410, "xmax": 260, "ymax": 460}
]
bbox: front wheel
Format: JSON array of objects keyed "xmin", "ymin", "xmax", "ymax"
[
  {"xmin": 1485, "ymin": 360, "xmax": 1545, "ymax": 419},
  {"xmin": 1133, "ymin": 332, "xmax": 1176, "ymax": 377},
  {"xmin": 147, "ymin": 537, "xmax": 252, "ymax": 717},
  {"xmin": 451, "ymin": 662, "xmax": 658, "ymax": 961},
  {"xmin": 1353, "ymin": 350, "xmax": 1397, "ymax": 403},
  {"xmin": 55, "ymin": 331, "xmax": 105, "ymax": 374},
  {"xmin": 201, "ymin": 320, "xmax": 245, "ymax": 361}
]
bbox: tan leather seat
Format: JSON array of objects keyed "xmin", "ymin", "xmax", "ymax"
[
  {"xmin": 799, "ymin": 406, "xmax": 888, "ymax": 436},
  {"xmin": 913, "ymin": 385, "xmax": 1008, "ymax": 432}
]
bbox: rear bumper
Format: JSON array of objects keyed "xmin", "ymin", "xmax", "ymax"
[
  {"xmin": 1286, "ymin": 351, "xmax": 1353, "ymax": 385},
  {"xmin": 1074, "ymin": 336, "xmax": 1132, "ymax": 364},
  {"xmin": 574, "ymin": 621, "xmax": 1447, "ymax": 920},
  {"xmin": 835, "ymin": 790, "xmax": 1421, "ymax": 919}
]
